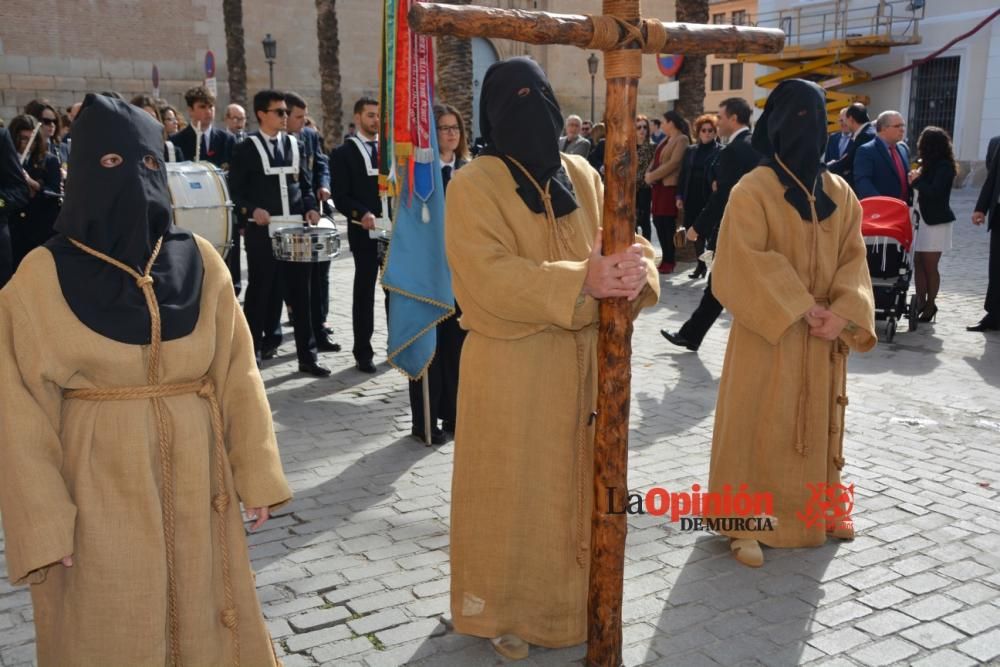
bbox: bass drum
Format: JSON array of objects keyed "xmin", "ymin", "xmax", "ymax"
[{"xmin": 166, "ymin": 162, "xmax": 232, "ymax": 258}]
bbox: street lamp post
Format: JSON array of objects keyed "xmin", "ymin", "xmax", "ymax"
[
  {"xmin": 587, "ymin": 53, "xmax": 599, "ymax": 123},
  {"xmin": 262, "ymin": 33, "xmax": 277, "ymax": 88}
]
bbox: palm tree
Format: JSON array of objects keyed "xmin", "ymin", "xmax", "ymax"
[
  {"xmin": 434, "ymin": 0, "xmax": 473, "ymax": 125},
  {"xmin": 222, "ymin": 0, "xmax": 248, "ymax": 107},
  {"xmin": 675, "ymin": 0, "xmax": 709, "ymax": 122},
  {"xmin": 315, "ymin": 0, "xmax": 344, "ymax": 149}
]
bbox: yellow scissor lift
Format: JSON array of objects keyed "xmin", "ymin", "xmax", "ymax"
[{"xmin": 739, "ymin": 0, "xmax": 925, "ymax": 131}]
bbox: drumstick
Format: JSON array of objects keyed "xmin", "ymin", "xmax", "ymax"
[{"xmin": 19, "ymin": 124, "xmax": 40, "ymax": 165}]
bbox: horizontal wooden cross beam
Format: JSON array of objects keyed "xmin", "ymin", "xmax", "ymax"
[{"xmin": 409, "ymin": 3, "xmax": 785, "ymax": 56}]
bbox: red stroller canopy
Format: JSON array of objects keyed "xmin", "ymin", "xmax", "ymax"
[{"xmin": 860, "ymin": 196, "xmax": 912, "ymax": 252}]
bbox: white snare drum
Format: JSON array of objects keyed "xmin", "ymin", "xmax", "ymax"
[
  {"xmin": 166, "ymin": 162, "xmax": 232, "ymax": 258},
  {"xmin": 271, "ymin": 223, "xmax": 341, "ymax": 263}
]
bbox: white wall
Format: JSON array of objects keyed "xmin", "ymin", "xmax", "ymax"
[{"xmin": 752, "ymin": 0, "xmax": 998, "ymax": 163}]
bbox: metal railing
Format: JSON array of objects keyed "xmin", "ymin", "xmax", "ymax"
[{"xmin": 745, "ymin": 0, "xmax": 925, "ymax": 47}]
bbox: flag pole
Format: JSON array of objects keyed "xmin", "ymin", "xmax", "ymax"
[{"xmin": 422, "ymin": 373, "xmax": 432, "ymax": 446}]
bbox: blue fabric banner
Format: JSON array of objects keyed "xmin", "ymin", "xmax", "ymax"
[{"xmin": 382, "ymin": 111, "xmax": 455, "ymax": 379}]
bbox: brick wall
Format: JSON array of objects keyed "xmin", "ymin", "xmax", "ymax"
[{"xmin": 0, "ymin": 0, "xmax": 214, "ymax": 122}]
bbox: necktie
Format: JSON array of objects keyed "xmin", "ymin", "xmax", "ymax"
[
  {"xmin": 442, "ymin": 165, "xmax": 453, "ymax": 189},
  {"xmin": 270, "ymin": 138, "xmax": 282, "ymax": 163},
  {"xmin": 888, "ymin": 144, "xmax": 907, "ymax": 198},
  {"xmin": 201, "ymin": 131, "xmax": 209, "ymax": 157},
  {"xmin": 367, "ymin": 141, "xmax": 378, "ymax": 165}
]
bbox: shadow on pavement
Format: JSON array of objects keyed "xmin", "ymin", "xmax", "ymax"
[
  {"xmin": 633, "ymin": 351, "xmax": 716, "ymax": 446},
  {"xmin": 250, "ymin": 435, "xmax": 442, "ymax": 573},
  {"xmin": 643, "ymin": 534, "xmax": 839, "ymax": 666},
  {"xmin": 963, "ymin": 336, "xmax": 1000, "ymax": 387}
]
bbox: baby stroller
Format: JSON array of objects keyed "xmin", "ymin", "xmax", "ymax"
[{"xmin": 860, "ymin": 196, "xmax": 918, "ymax": 343}]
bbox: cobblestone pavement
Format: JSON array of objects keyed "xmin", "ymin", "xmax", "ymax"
[{"xmin": 2, "ymin": 189, "xmax": 999, "ymax": 666}]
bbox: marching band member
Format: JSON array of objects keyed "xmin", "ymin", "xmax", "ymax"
[
  {"xmin": 130, "ymin": 94, "xmax": 185, "ymax": 163},
  {"xmin": 286, "ymin": 92, "xmax": 340, "ymax": 353},
  {"xmin": 169, "ymin": 87, "xmax": 242, "ymax": 293},
  {"xmin": 169, "ymin": 86, "xmax": 234, "ymax": 168},
  {"xmin": 8, "ymin": 115, "xmax": 62, "ymax": 268},
  {"xmin": 330, "ymin": 96, "xmax": 385, "ymax": 374},
  {"xmin": 228, "ymin": 89, "xmax": 331, "ymax": 376}
]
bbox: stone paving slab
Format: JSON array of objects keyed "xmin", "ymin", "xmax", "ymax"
[{"xmin": 1, "ymin": 190, "xmax": 999, "ymax": 666}]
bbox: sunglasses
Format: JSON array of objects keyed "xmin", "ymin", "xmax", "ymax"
[
  {"xmin": 265, "ymin": 108, "xmax": 289, "ymax": 117},
  {"xmin": 699, "ymin": 127, "xmax": 716, "ymax": 133},
  {"xmin": 40, "ymin": 117, "xmax": 57, "ymax": 125}
]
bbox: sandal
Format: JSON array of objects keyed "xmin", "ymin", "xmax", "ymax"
[
  {"xmin": 491, "ymin": 634, "xmax": 530, "ymax": 661},
  {"xmin": 827, "ymin": 519, "xmax": 855, "ymax": 540},
  {"xmin": 730, "ymin": 538, "xmax": 764, "ymax": 567}
]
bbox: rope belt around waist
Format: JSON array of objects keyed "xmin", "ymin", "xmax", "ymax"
[{"xmin": 64, "ymin": 376, "xmax": 240, "ymax": 667}]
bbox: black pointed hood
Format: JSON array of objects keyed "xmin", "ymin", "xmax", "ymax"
[
  {"xmin": 479, "ymin": 57, "xmax": 579, "ymax": 218},
  {"xmin": 46, "ymin": 93, "xmax": 203, "ymax": 344},
  {"xmin": 752, "ymin": 79, "xmax": 837, "ymax": 222}
]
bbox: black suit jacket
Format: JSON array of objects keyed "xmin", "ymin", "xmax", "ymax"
[
  {"xmin": 913, "ymin": 160, "xmax": 956, "ymax": 225},
  {"xmin": 829, "ymin": 122, "xmax": 876, "ymax": 190},
  {"xmin": 169, "ymin": 125, "xmax": 235, "ymax": 168},
  {"xmin": 975, "ymin": 136, "xmax": 1000, "ymax": 232},
  {"xmin": 0, "ymin": 128, "xmax": 29, "ymax": 221},
  {"xmin": 299, "ymin": 126, "xmax": 331, "ymax": 193},
  {"xmin": 228, "ymin": 131, "xmax": 316, "ymax": 229},
  {"xmin": 692, "ymin": 128, "xmax": 761, "ymax": 250},
  {"xmin": 330, "ymin": 138, "xmax": 383, "ymax": 251}
]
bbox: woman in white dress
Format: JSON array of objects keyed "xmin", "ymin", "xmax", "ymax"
[{"xmin": 909, "ymin": 126, "xmax": 957, "ymax": 322}]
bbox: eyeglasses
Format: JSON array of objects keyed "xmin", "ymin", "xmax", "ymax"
[
  {"xmin": 40, "ymin": 117, "xmax": 57, "ymax": 125},
  {"xmin": 438, "ymin": 125, "xmax": 460, "ymax": 133},
  {"xmin": 265, "ymin": 108, "xmax": 289, "ymax": 117},
  {"xmin": 636, "ymin": 124, "xmax": 648, "ymax": 130},
  {"xmin": 700, "ymin": 127, "xmax": 716, "ymax": 133}
]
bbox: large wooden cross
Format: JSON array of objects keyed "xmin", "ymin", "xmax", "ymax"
[{"xmin": 411, "ymin": 3, "xmax": 783, "ymax": 666}]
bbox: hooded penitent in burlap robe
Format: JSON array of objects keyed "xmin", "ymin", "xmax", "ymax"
[
  {"xmin": 708, "ymin": 80, "xmax": 876, "ymax": 549},
  {"xmin": 445, "ymin": 57, "xmax": 660, "ymax": 649},
  {"xmin": 0, "ymin": 94, "xmax": 291, "ymax": 666}
]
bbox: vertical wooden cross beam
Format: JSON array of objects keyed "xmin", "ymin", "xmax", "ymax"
[{"xmin": 410, "ymin": 4, "xmax": 783, "ymax": 666}]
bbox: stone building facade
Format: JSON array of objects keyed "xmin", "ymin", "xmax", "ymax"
[
  {"xmin": 703, "ymin": 0, "xmax": 757, "ymax": 114},
  {"xmin": 2, "ymin": 0, "xmax": 686, "ymax": 141}
]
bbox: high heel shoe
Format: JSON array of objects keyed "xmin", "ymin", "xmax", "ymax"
[
  {"xmin": 918, "ymin": 304, "xmax": 938, "ymax": 323},
  {"xmin": 688, "ymin": 265, "xmax": 706, "ymax": 279}
]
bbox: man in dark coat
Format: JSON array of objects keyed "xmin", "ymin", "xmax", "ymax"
[
  {"xmin": 970, "ymin": 135, "xmax": 1000, "ymax": 332},
  {"xmin": 661, "ymin": 97, "xmax": 762, "ymax": 352},
  {"xmin": 825, "ymin": 108, "xmax": 851, "ymax": 163},
  {"xmin": 853, "ymin": 110, "xmax": 911, "ymax": 203},
  {"xmin": 0, "ymin": 127, "xmax": 30, "ymax": 287},
  {"xmin": 829, "ymin": 103, "xmax": 876, "ymax": 192},
  {"xmin": 286, "ymin": 91, "xmax": 340, "ymax": 353}
]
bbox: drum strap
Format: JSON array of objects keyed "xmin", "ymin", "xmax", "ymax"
[
  {"xmin": 248, "ymin": 134, "xmax": 300, "ymax": 220},
  {"xmin": 348, "ymin": 135, "xmax": 379, "ymax": 176}
]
